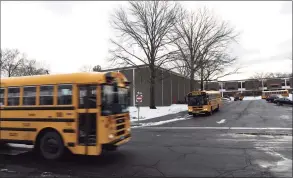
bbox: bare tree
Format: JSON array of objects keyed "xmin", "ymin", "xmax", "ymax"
[
  {"xmin": 93, "ymin": 65, "xmax": 102, "ymax": 72},
  {"xmin": 17, "ymin": 59, "xmax": 49, "ymax": 76},
  {"xmin": 198, "ymin": 51, "xmax": 239, "ymax": 89},
  {"xmin": 109, "ymin": 1, "xmax": 181, "ymax": 109},
  {"xmin": 1, "ymin": 48, "xmax": 49, "ymax": 77},
  {"xmin": 0, "ymin": 49, "xmax": 25, "ymax": 77},
  {"xmin": 172, "ymin": 7, "xmax": 238, "ymax": 91}
]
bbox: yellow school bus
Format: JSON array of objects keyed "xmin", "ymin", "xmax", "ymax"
[
  {"xmin": 261, "ymin": 89, "xmax": 289, "ymax": 99},
  {"xmin": 186, "ymin": 90, "xmax": 222, "ymax": 117},
  {"xmin": 0, "ymin": 72, "xmax": 131, "ymax": 160},
  {"xmin": 234, "ymin": 92, "xmax": 244, "ymax": 101}
]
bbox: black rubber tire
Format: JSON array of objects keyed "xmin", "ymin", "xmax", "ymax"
[
  {"xmin": 209, "ymin": 107, "xmax": 213, "ymax": 116},
  {"xmin": 104, "ymin": 145, "xmax": 118, "ymax": 151},
  {"xmin": 39, "ymin": 131, "xmax": 64, "ymax": 160},
  {"xmin": 217, "ymin": 104, "xmax": 220, "ymax": 111}
]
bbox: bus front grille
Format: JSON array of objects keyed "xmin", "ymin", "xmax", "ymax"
[
  {"xmin": 116, "ymin": 124, "xmax": 125, "ymax": 130},
  {"xmin": 116, "ymin": 130, "xmax": 125, "ymax": 136},
  {"xmin": 115, "ymin": 116, "xmax": 126, "ymax": 137},
  {"xmin": 193, "ymin": 107, "xmax": 203, "ymax": 111}
]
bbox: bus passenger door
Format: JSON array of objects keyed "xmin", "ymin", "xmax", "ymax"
[{"xmin": 77, "ymin": 85, "xmax": 99, "ymax": 155}]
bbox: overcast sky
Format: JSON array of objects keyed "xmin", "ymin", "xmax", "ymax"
[{"xmin": 1, "ymin": 1, "xmax": 292, "ymax": 80}]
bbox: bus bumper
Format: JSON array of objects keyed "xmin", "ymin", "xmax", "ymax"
[{"xmin": 110, "ymin": 134, "xmax": 131, "ymax": 146}]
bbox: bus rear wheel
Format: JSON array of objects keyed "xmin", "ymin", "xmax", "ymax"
[{"xmin": 39, "ymin": 131, "xmax": 64, "ymax": 160}]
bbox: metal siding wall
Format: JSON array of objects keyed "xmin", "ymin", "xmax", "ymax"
[
  {"xmin": 163, "ymin": 71, "xmax": 171, "ymax": 106},
  {"xmin": 178, "ymin": 76, "xmax": 183, "ymax": 102},
  {"xmin": 134, "ymin": 68, "xmax": 150, "ymax": 106},
  {"xmin": 185, "ymin": 78, "xmax": 190, "ymax": 94},
  {"xmin": 171, "ymin": 74, "xmax": 179, "ymax": 104},
  {"xmin": 155, "ymin": 69, "xmax": 163, "ymax": 106},
  {"xmin": 118, "ymin": 69, "xmax": 134, "ymax": 106}
]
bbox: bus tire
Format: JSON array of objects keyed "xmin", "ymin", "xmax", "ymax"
[
  {"xmin": 104, "ymin": 144, "xmax": 118, "ymax": 151},
  {"xmin": 216, "ymin": 104, "xmax": 220, "ymax": 112},
  {"xmin": 39, "ymin": 131, "xmax": 65, "ymax": 160},
  {"xmin": 209, "ymin": 107, "xmax": 213, "ymax": 116}
]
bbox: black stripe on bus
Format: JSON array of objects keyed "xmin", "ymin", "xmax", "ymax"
[
  {"xmin": 0, "ymin": 118, "xmax": 75, "ymax": 122},
  {"xmin": 63, "ymin": 129, "xmax": 75, "ymax": 133},
  {"xmin": 67, "ymin": 142, "xmax": 75, "ymax": 147},
  {"xmin": 0, "ymin": 127, "xmax": 37, "ymax": 132},
  {"xmin": 0, "ymin": 139, "xmax": 34, "ymax": 145},
  {"xmin": 0, "ymin": 106, "xmax": 75, "ymax": 111}
]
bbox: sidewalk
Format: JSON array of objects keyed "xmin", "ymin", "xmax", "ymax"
[{"xmin": 131, "ymin": 110, "xmax": 188, "ymax": 126}]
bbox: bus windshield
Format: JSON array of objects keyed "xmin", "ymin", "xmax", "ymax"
[
  {"xmin": 188, "ymin": 95, "xmax": 208, "ymax": 106},
  {"xmin": 101, "ymin": 84, "xmax": 130, "ymax": 115}
]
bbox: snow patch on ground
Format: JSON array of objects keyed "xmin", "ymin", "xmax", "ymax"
[
  {"xmin": 280, "ymin": 115, "xmax": 291, "ymax": 120},
  {"xmin": 8, "ymin": 143, "xmax": 34, "ymax": 149},
  {"xmin": 243, "ymin": 96, "xmax": 262, "ymax": 100},
  {"xmin": 130, "ymin": 104, "xmax": 187, "ymax": 121},
  {"xmin": 255, "ymin": 147, "xmax": 292, "ymax": 177},
  {"xmin": 216, "ymin": 119, "xmax": 226, "ymax": 124},
  {"xmin": 132, "ymin": 116, "xmax": 192, "ymax": 128}
]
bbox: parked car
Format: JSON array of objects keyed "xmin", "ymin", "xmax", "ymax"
[
  {"xmin": 266, "ymin": 95, "xmax": 279, "ymax": 103},
  {"xmin": 273, "ymin": 97, "xmax": 293, "ymax": 106}
]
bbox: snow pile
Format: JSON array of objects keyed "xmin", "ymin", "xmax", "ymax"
[
  {"xmin": 216, "ymin": 119, "xmax": 226, "ymax": 124},
  {"xmin": 132, "ymin": 116, "xmax": 192, "ymax": 128},
  {"xmin": 7, "ymin": 143, "xmax": 33, "ymax": 149},
  {"xmin": 243, "ymin": 96, "xmax": 262, "ymax": 100},
  {"xmin": 129, "ymin": 104, "xmax": 187, "ymax": 121}
]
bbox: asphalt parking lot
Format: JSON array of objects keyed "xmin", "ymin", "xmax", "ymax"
[{"xmin": 0, "ymin": 99, "xmax": 292, "ymax": 177}]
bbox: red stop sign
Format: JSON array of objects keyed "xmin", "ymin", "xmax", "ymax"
[{"xmin": 136, "ymin": 94, "xmax": 143, "ymax": 102}]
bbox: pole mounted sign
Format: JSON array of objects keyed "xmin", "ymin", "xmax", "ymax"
[
  {"xmin": 136, "ymin": 92, "xmax": 143, "ymax": 103},
  {"xmin": 136, "ymin": 92, "xmax": 143, "ymax": 122}
]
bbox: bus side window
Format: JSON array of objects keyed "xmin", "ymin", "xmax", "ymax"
[
  {"xmin": 40, "ymin": 85, "xmax": 54, "ymax": 105},
  {"xmin": 23, "ymin": 86, "xmax": 36, "ymax": 105},
  {"xmin": 57, "ymin": 84, "xmax": 73, "ymax": 105},
  {"xmin": 0, "ymin": 88, "xmax": 4, "ymax": 106},
  {"xmin": 7, "ymin": 87, "xmax": 20, "ymax": 106}
]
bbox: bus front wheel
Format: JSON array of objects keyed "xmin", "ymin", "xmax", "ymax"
[
  {"xmin": 39, "ymin": 131, "xmax": 65, "ymax": 160},
  {"xmin": 208, "ymin": 107, "xmax": 213, "ymax": 116}
]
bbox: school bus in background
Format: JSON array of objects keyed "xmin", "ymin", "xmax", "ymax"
[
  {"xmin": 0, "ymin": 72, "xmax": 131, "ymax": 160},
  {"xmin": 261, "ymin": 89, "xmax": 289, "ymax": 99},
  {"xmin": 234, "ymin": 92, "xmax": 244, "ymax": 101},
  {"xmin": 186, "ymin": 90, "xmax": 222, "ymax": 117}
]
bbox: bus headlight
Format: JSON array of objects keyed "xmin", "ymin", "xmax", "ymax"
[
  {"xmin": 127, "ymin": 128, "xmax": 131, "ymax": 132},
  {"xmin": 108, "ymin": 134, "xmax": 114, "ymax": 139}
]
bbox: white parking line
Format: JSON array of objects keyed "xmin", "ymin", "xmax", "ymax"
[{"xmin": 136, "ymin": 127, "xmax": 293, "ymax": 130}]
